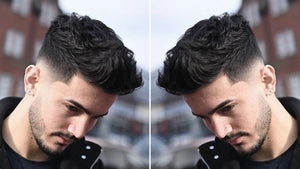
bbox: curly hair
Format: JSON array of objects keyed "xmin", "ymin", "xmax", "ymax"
[
  {"xmin": 37, "ymin": 13, "xmax": 142, "ymax": 95},
  {"xmin": 157, "ymin": 13, "xmax": 263, "ymax": 95}
]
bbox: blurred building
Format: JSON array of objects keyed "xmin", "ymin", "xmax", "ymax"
[
  {"xmin": 150, "ymin": 71, "xmax": 213, "ymax": 169},
  {"xmin": 88, "ymin": 71, "xmax": 149, "ymax": 169},
  {"xmin": 89, "ymin": 71, "xmax": 149, "ymax": 145},
  {"xmin": 240, "ymin": 0, "xmax": 300, "ymax": 98},
  {"xmin": 151, "ymin": 71, "xmax": 211, "ymax": 143},
  {"xmin": 0, "ymin": 0, "xmax": 60, "ymax": 99}
]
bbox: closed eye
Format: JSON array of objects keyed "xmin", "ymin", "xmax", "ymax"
[
  {"xmin": 93, "ymin": 115, "xmax": 104, "ymax": 119},
  {"xmin": 66, "ymin": 104, "xmax": 80, "ymax": 112},
  {"xmin": 192, "ymin": 111, "xmax": 206, "ymax": 119},
  {"xmin": 93, "ymin": 112, "xmax": 108, "ymax": 119},
  {"xmin": 220, "ymin": 104, "xmax": 234, "ymax": 112}
]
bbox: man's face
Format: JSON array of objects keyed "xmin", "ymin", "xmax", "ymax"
[
  {"xmin": 183, "ymin": 73, "xmax": 272, "ymax": 157},
  {"xmin": 28, "ymin": 69, "xmax": 117, "ymax": 157}
]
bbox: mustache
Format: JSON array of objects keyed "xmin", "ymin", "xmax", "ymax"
[
  {"xmin": 51, "ymin": 132, "xmax": 79, "ymax": 142},
  {"xmin": 221, "ymin": 131, "xmax": 249, "ymax": 142}
]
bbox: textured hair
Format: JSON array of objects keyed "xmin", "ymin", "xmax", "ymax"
[
  {"xmin": 158, "ymin": 13, "xmax": 263, "ymax": 95},
  {"xmin": 37, "ymin": 13, "xmax": 142, "ymax": 95}
]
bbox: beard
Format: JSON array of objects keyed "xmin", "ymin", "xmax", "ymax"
[
  {"xmin": 29, "ymin": 95, "xmax": 64, "ymax": 157},
  {"xmin": 223, "ymin": 95, "xmax": 272, "ymax": 158}
]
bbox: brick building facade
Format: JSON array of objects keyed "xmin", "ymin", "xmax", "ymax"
[
  {"xmin": 0, "ymin": 0, "xmax": 60, "ymax": 98},
  {"xmin": 240, "ymin": 0, "xmax": 300, "ymax": 98}
]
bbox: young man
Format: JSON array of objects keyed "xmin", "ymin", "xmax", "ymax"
[
  {"xmin": 158, "ymin": 13, "xmax": 300, "ymax": 169},
  {"xmin": 0, "ymin": 13, "xmax": 142, "ymax": 169}
]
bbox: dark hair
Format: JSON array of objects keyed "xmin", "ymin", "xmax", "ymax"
[
  {"xmin": 37, "ymin": 13, "xmax": 142, "ymax": 95},
  {"xmin": 157, "ymin": 13, "xmax": 263, "ymax": 95}
]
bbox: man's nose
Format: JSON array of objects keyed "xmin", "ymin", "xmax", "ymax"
[
  {"xmin": 210, "ymin": 117, "xmax": 232, "ymax": 139},
  {"xmin": 67, "ymin": 117, "xmax": 90, "ymax": 139}
]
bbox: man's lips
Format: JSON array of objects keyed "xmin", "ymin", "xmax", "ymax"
[
  {"xmin": 223, "ymin": 132, "xmax": 249, "ymax": 146},
  {"xmin": 228, "ymin": 136, "xmax": 243, "ymax": 145},
  {"xmin": 51, "ymin": 132, "xmax": 78, "ymax": 146},
  {"xmin": 57, "ymin": 136, "xmax": 74, "ymax": 145}
]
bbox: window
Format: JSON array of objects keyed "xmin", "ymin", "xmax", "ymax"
[
  {"xmin": 0, "ymin": 73, "xmax": 13, "ymax": 99},
  {"xmin": 257, "ymin": 40, "xmax": 267, "ymax": 62},
  {"xmin": 242, "ymin": 1, "xmax": 260, "ymax": 27},
  {"xmin": 275, "ymin": 29, "xmax": 296, "ymax": 59},
  {"xmin": 33, "ymin": 40, "xmax": 43, "ymax": 61},
  {"xmin": 287, "ymin": 73, "xmax": 300, "ymax": 99},
  {"xmin": 15, "ymin": 79, "xmax": 25, "ymax": 97},
  {"xmin": 39, "ymin": 2, "xmax": 58, "ymax": 27},
  {"xmin": 275, "ymin": 77, "xmax": 285, "ymax": 97},
  {"xmin": 269, "ymin": 0, "xmax": 289, "ymax": 17},
  {"xmin": 3, "ymin": 29, "xmax": 25, "ymax": 59},
  {"xmin": 11, "ymin": 0, "xmax": 31, "ymax": 17}
]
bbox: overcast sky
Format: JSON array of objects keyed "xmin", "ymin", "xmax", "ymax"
[{"xmin": 58, "ymin": 0, "xmax": 242, "ymax": 72}]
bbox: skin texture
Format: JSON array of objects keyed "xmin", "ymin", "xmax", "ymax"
[
  {"xmin": 2, "ymin": 61, "xmax": 117, "ymax": 161},
  {"xmin": 183, "ymin": 61, "xmax": 298, "ymax": 161}
]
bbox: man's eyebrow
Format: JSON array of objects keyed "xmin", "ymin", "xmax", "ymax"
[
  {"xmin": 67, "ymin": 99, "xmax": 109, "ymax": 117},
  {"xmin": 208, "ymin": 99, "xmax": 234, "ymax": 115},
  {"xmin": 67, "ymin": 99, "xmax": 93, "ymax": 115},
  {"xmin": 192, "ymin": 99, "xmax": 234, "ymax": 118}
]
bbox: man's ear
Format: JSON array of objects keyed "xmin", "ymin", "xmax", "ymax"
[
  {"xmin": 24, "ymin": 65, "xmax": 40, "ymax": 96},
  {"xmin": 261, "ymin": 65, "xmax": 276, "ymax": 96}
]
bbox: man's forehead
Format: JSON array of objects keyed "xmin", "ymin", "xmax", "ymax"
[
  {"xmin": 193, "ymin": 75, "xmax": 235, "ymax": 96},
  {"xmin": 182, "ymin": 75, "xmax": 249, "ymax": 110}
]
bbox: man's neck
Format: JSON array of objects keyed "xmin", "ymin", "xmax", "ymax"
[
  {"xmin": 2, "ymin": 97, "xmax": 49, "ymax": 161},
  {"xmin": 251, "ymin": 97, "xmax": 298, "ymax": 161}
]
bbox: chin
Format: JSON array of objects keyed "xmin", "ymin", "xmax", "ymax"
[
  {"xmin": 40, "ymin": 142, "xmax": 66, "ymax": 157},
  {"xmin": 235, "ymin": 143, "xmax": 261, "ymax": 157}
]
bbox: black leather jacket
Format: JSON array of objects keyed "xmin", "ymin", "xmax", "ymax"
[
  {"xmin": 196, "ymin": 97, "xmax": 300, "ymax": 169},
  {"xmin": 0, "ymin": 97, "xmax": 104, "ymax": 169}
]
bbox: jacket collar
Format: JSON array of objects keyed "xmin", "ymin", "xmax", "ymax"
[
  {"xmin": 0, "ymin": 97, "xmax": 22, "ymax": 169},
  {"xmin": 279, "ymin": 97, "xmax": 300, "ymax": 169},
  {"xmin": 0, "ymin": 97, "xmax": 21, "ymax": 146}
]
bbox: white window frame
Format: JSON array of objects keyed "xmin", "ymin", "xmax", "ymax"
[
  {"xmin": 242, "ymin": 1, "xmax": 260, "ymax": 27},
  {"xmin": 275, "ymin": 29, "xmax": 297, "ymax": 59},
  {"xmin": 11, "ymin": 0, "xmax": 31, "ymax": 17},
  {"xmin": 0, "ymin": 73, "xmax": 13, "ymax": 99},
  {"xmin": 275, "ymin": 77, "xmax": 285, "ymax": 97},
  {"xmin": 287, "ymin": 73, "xmax": 300, "ymax": 99},
  {"xmin": 257, "ymin": 40, "xmax": 267, "ymax": 62},
  {"xmin": 33, "ymin": 40, "xmax": 43, "ymax": 61},
  {"xmin": 39, "ymin": 1, "xmax": 58, "ymax": 27},
  {"xmin": 3, "ymin": 29, "xmax": 25, "ymax": 59},
  {"xmin": 15, "ymin": 79, "xmax": 25, "ymax": 97},
  {"xmin": 269, "ymin": 0, "xmax": 289, "ymax": 17}
]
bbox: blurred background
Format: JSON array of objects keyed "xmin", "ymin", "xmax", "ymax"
[{"xmin": 1, "ymin": 0, "xmax": 300, "ymax": 169}]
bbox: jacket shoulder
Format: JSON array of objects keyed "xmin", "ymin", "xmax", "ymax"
[
  {"xmin": 91, "ymin": 159, "xmax": 104, "ymax": 169},
  {"xmin": 195, "ymin": 158, "xmax": 210, "ymax": 169}
]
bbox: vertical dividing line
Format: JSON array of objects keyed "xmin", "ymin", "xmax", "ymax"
[{"xmin": 148, "ymin": 0, "xmax": 152, "ymax": 168}]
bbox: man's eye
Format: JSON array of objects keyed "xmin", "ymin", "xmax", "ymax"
[
  {"xmin": 221, "ymin": 105, "xmax": 234, "ymax": 112},
  {"xmin": 93, "ymin": 116, "xmax": 103, "ymax": 120},
  {"xmin": 67, "ymin": 105, "xmax": 79, "ymax": 112},
  {"xmin": 196, "ymin": 115, "xmax": 205, "ymax": 119}
]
